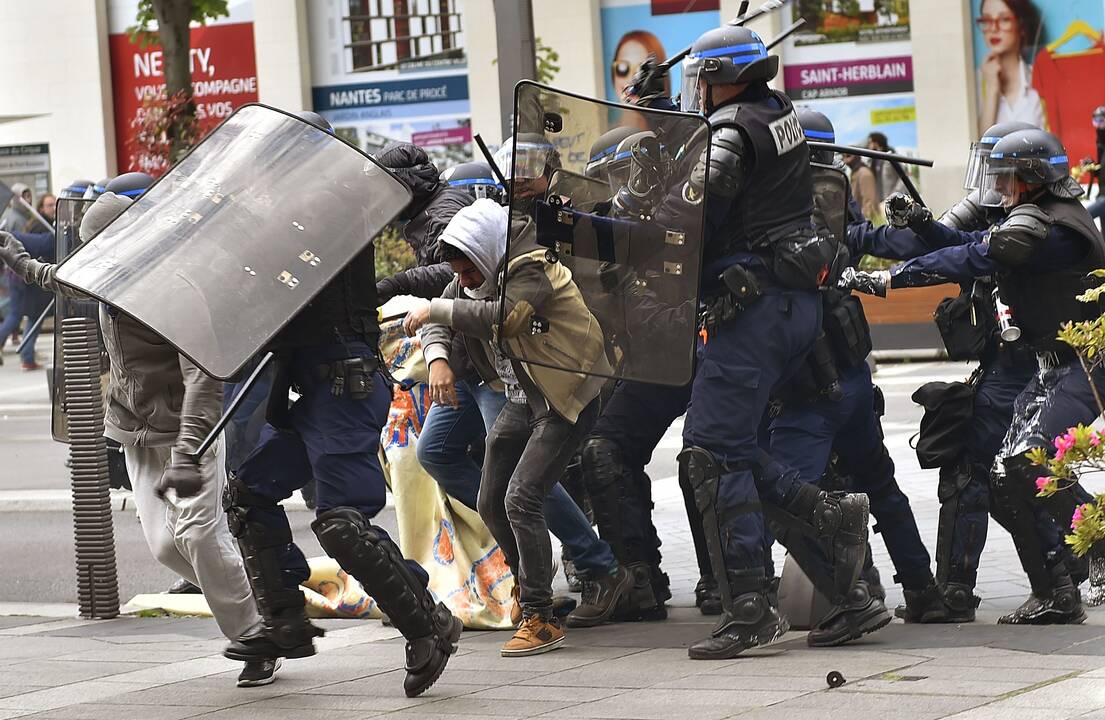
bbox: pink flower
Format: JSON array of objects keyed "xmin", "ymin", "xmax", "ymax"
[
  {"xmin": 1072, "ymin": 505, "xmax": 1085, "ymax": 529},
  {"xmin": 1036, "ymin": 476, "xmax": 1052, "ymax": 492},
  {"xmin": 1092, "ymin": 433, "xmax": 1103, "ymax": 447}
]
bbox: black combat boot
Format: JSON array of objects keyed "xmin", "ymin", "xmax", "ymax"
[
  {"xmin": 612, "ymin": 562, "xmax": 668, "ymax": 621},
  {"xmin": 806, "ymin": 579, "xmax": 891, "ymax": 646},
  {"xmin": 999, "ymin": 565, "xmax": 1086, "ymax": 625},
  {"xmin": 689, "ymin": 572, "xmax": 789, "ymax": 660},
  {"xmin": 896, "ymin": 582, "xmax": 952, "ymax": 624},
  {"xmin": 695, "ymin": 575, "xmax": 723, "ymax": 616}
]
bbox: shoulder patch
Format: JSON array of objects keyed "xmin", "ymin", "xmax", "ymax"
[{"xmin": 768, "ymin": 112, "xmax": 805, "ymax": 156}]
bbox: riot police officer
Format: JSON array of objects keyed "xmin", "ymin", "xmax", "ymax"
[
  {"xmin": 217, "ymin": 114, "xmax": 464, "ymax": 696},
  {"xmin": 441, "ymin": 161, "xmax": 505, "ymax": 204},
  {"xmin": 852, "ymin": 129, "xmax": 1105, "ymax": 624},
  {"xmin": 630, "ymin": 25, "xmax": 871, "ymax": 658}
]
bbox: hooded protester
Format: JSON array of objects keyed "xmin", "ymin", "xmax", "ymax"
[{"xmin": 408, "ymin": 198, "xmax": 632, "ymax": 658}]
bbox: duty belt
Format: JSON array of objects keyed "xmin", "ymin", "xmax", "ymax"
[{"xmin": 313, "ymin": 356, "xmax": 380, "ymax": 399}]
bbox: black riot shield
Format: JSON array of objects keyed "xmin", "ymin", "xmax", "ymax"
[
  {"xmin": 54, "ymin": 104, "xmax": 413, "ymax": 381},
  {"xmin": 501, "ymin": 81, "xmax": 708, "ymax": 387},
  {"xmin": 811, "ymin": 162, "xmax": 849, "ymax": 246},
  {"xmin": 51, "ymin": 197, "xmax": 99, "ymax": 443}
]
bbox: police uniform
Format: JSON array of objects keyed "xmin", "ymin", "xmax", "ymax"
[{"xmin": 658, "ymin": 26, "xmax": 870, "ymax": 659}]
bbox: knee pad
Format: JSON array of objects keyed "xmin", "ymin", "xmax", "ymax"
[
  {"xmin": 311, "ymin": 507, "xmax": 435, "ymax": 638},
  {"xmin": 581, "ymin": 437, "xmax": 625, "ymax": 492},
  {"xmin": 223, "ymin": 472, "xmax": 287, "ymax": 546}
]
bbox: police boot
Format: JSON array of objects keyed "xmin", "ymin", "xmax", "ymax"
[
  {"xmin": 1086, "ymin": 543, "xmax": 1105, "ymax": 607},
  {"xmin": 772, "ymin": 483, "xmax": 870, "ymax": 600},
  {"xmin": 689, "ymin": 572, "xmax": 789, "ymax": 660},
  {"xmin": 998, "ymin": 564, "xmax": 1086, "ymax": 626},
  {"xmin": 896, "ymin": 582, "xmax": 952, "ymax": 624},
  {"xmin": 938, "ymin": 582, "xmax": 980, "ymax": 623},
  {"xmin": 613, "ymin": 562, "xmax": 667, "ymax": 621},
  {"xmin": 806, "ymin": 578, "xmax": 891, "ymax": 647},
  {"xmin": 860, "ymin": 545, "xmax": 886, "ymax": 601},
  {"xmin": 695, "ymin": 575, "xmax": 723, "ymax": 616},
  {"xmin": 223, "ymin": 478, "xmax": 323, "ymax": 662},
  {"xmin": 312, "ymin": 508, "xmax": 462, "ymax": 697}
]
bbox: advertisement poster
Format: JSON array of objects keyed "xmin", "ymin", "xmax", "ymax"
[
  {"xmin": 599, "ymin": 0, "xmax": 721, "ymax": 103},
  {"xmin": 970, "ymin": 0, "xmax": 1105, "ymax": 164},
  {"xmin": 792, "ymin": 0, "xmax": 910, "ymax": 46},
  {"xmin": 309, "ymin": 0, "xmax": 470, "ymax": 168},
  {"xmin": 106, "ymin": 0, "xmax": 259, "ymax": 174},
  {"xmin": 782, "ymin": 2, "xmax": 915, "ymax": 155}
]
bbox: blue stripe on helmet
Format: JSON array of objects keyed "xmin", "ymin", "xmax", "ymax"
[
  {"xmin": 691, "ymin": 42, "xmax": 765, "ymax": 59},
  {"xmin": 612, "ymin": 149, "xmax": 634, "ymax": 162},
  {"xmin": 116, "ymin": 188, "xmax": 146, "ymax": 197},
  {"xmin": 449, "ymin": 177, "xmax": 501, "ymax": 188},
  {"xmin": 980, "ymin": 135, "xmax": 1001, "ymax": 144},
  {"xmin": 588, "ymin": 143, "xmax": 618, "ymax": 163},
  {"xmin": 1050, "ymin": 155, "xmax": 1068, "ymax": 164},
  {"xmin": 803, "ymin": 129, "xmax": 835, "ymax": 140}
]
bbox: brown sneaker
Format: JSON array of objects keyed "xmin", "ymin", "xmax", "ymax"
[
  {"xmin": 501, "ymin": 615, "xmax": 565, "ymax": 657},
  {"xmin": 565, "ymin": 565, "xmax": 633, "ymax": 628},
  {"xmin": 510, "ymin": 583, "xmax": 522, "ymax": 627}
]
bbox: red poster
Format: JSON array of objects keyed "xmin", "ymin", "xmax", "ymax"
[
  {"xmin": 651, "ymin": 0, "xmax": 719, "ymax": 14},
  {"xmin": 108, "ymin": 22, "xmax": 259, "ymax": 173}
]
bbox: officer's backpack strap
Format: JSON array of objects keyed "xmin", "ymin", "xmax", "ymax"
[{"xmin": 988, "ymin": 203, "xmax": 1050, "ymax": 267}]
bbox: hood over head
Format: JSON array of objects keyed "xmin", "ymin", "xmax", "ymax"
[{"xmin": 438, "ymin": 198, "xmax": 508, "ymax": 299}]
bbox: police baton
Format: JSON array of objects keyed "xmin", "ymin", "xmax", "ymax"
[
  {"xmin": 193, "ymin": 351, "xmax": 276, "ymax": 459},
  {"xmin": 808, "ymin": 142, "xmax": 934, "ymax": 206},
  {"xmin": 15, "ymin": 298, "xmax": 54, "ymax": 357}
]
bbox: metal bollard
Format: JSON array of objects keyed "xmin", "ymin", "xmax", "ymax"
[{"xmin": 61, "ymin": 316, "xmax": 119, "ymax": 619}]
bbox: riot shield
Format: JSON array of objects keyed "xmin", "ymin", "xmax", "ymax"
[
  {"xmin": 54, "ymin": 104, "xmax": 413, "ymax": 381},
  {"xmin": 547, "ymin": 169, "xmax": 612, "ymax": 213},
  {"xmin": 501, "ymin": 81, "xmax": 708, "ymax": 387},
  {"xmin": 811, "ymin": 162, "xmax": 849, "ymax": 246},
  {"xmin": 51, "ymin": 197, "xmax": 98, "ymax": 443}
]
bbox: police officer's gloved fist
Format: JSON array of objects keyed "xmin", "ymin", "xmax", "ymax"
[
  {"xmin": 838, "ymin": 267, "xmax": 889, "ymax": 298},
  {"xmin": 156, "ymin": 453, "xmax": 204, "ymax": 499},
  {"xmin": 884, "ymin": 192, "xmax": 932, "ymax": 230},
  {"xmin": 623, "ymin": 55, "xmax": 667, "ymax": 104}
]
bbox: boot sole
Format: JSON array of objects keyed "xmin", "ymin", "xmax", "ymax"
[
  {"xmin": 405, "ymin": 617, "xmax": 463, "ymax": 698},
  {"xmin": 998, "ymin": 610, "xmax": 1087, "ymax": 625},
  {"xmin": 688, "ymin": 619, "xmax": 790, "ymax": 660},
  {"xmin": 807, "ymin": 605, "xmax": 891, "ymax": 647},
  {"xmin": 223, "ymin": 643, "xmax": 316, "ymax": 662},
  {"xmin": 501, "ymin": 634, "xmax": 565, "ymax": 657}
]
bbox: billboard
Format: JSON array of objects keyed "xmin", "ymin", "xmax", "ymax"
[
  {"xmin": 791, "ymin": 0, "xmax": 910, "ymax": 47},
  {"xmin": 106, "ymin": 0, "xmax": 259, "ymax": 174},
  {"xmin": 308, "ymin": 0, "xmax": 470, "ymax": 167},
  {"xmin": 599, "ymin": 0, "xmax": 721, "ymax": 103},
  {"xmin": 969, "ymin": 0, "xmax": 1105, "ymax": 165}
]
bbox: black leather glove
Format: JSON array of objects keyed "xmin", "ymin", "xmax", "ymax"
[
  {"xmin": 623, "ymin": 55, "xmax": 668, "ymax": 103},
  {"xmin": 838, "ymin": 267, "xmax": 889, "ymax": 298},
  {"xmin": 156, "ymin": 453, "xmax": 204, "ymax": 499},
  {"xmin": 0, "ymin": 231, "xmax": 28, "ymax": 272},
  {"xmin": 884, "ymin": 192, "xmax": 932, "ymax": 230}
]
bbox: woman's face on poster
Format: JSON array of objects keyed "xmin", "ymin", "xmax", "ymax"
[
  {"xmin": 612, "ymin": 38, "xmax": 650, "ymax": 100},
  {"xmin": 979, "ymin": 0, "xmax": 1022, "ymax": 56}
]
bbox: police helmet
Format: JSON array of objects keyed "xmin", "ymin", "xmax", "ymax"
[
  {"xmin": 85, "ymin": 177, "xmax": 110, "ymax": 200},
  {"xmin": 105, "ymin": 172, "xmax": 155, "ymax": 199},
  {"xmin": 607, "ymin": 131, "xmax": 658, "ymax": 194},
  {"xmin": 441, "ymin": 161, "xmax": 504, "ymax": 203},
  {"xmin": 294, "ymin": 110, "xmax": 334, "ymax": 134},
  {"xmin": 981, "ymin": 128, "xmax": 1080, "ymax": 207},
  {"xmin": 963, "ymin": 121, "xmax": 1036, "ymax": 191},
  {"xmin": 795, "ymin": 107, "xmax": 836, "ymax": 165},
  {"xmin": 585, "ymin": 126, "xmax": 639, "ymax": 183},
  {"xmin": 680, "ymin": 25, "xmax": 778, "ymax": 113},
  {"xmin": 59, "ymin": 179, "xmax": 93, "ymax": 200},
  {"xmin": 493, "ymin": 133, "xmax": 559, "ymax": 181}
]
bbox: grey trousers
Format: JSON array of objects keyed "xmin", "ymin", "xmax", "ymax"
[
  {"xmin": 477, "ymin": 399, "xmax": 595, "ymax": 617},
  {"xmin": 125, "ymin": 439, "xmax": 260, "ymax": 641}
]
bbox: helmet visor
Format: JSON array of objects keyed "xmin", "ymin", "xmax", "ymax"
[
  {"xmin": 979, "ymin": 164, "xmax": 1017, "ymax": 208},
  {"xmin": 680, "ymin": 61, "xmax": 704, "ymax": 113},
  {"xmin": 963, "ymin": 141, "xmax": 992, "ymax": 191},
  {"xmin": 494, "ymin": 140, "xmax": 553, "ymax": 180}
]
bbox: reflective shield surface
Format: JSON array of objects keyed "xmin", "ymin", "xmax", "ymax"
[
  {"xmin": 54, "ymin": 104, "xmax": 412, "ymax": 380},
  {"xmin": 501, "ymin": 81, "xmax": 708, "ymax": 386},
  {"xmin": 811, "ymin": 162, "xmax": 849, "ymax": 247}
]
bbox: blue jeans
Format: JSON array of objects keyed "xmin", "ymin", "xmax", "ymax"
[
  {"xmin": 0, "ymin": 277, "xmax": 49, "ymax": 364},
  {"xmin": 417, "ymin": 378, "xmax": 616, "ymax": 575}
]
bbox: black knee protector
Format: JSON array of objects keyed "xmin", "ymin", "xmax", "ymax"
[
  {"xmin": 678, "ymin": 446, "xmax": 733, "ymax": 609},
  {"xmin": 223, "ymin": 472, "xmax": 302, "ymax": 613},
  {"xmin": 583, "ymin": 437, "xmax": 633, "ymax": 561},
  {"xmin": 311, "ymin": 507, "xmax": 435, "ymax": 640}
]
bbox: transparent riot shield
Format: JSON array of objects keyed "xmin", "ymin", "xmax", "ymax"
[
  {"xmin": 501, "ymin": 81, "xmax": 708, "ymax": 387},
  {"xmin": 811, "ymin": 162, "xmax": 849, "ymax": 246},
  {"xmin": 54, "ymin": 104, "xmax": 413, "ymax": 381},
  {"xmin": 51, "ymin": 197, "xmax": 98, "ymax": 443},
  {"xmin": 547, "ymin": 169, "xmax": 613, "ymax": 213}
]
